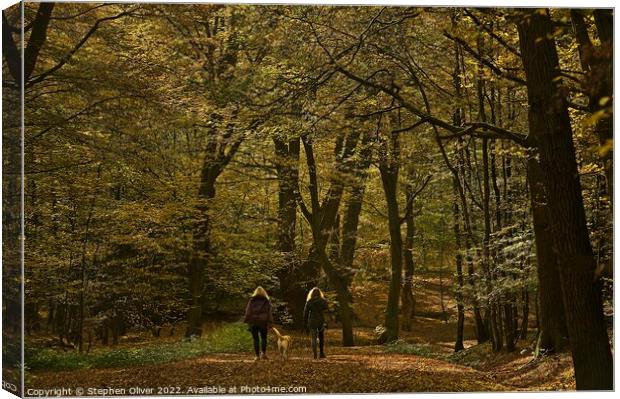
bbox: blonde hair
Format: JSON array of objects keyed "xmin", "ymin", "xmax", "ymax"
[
  {"xmin": 252, "ymin": 286, "xmax": 269, "ymax": 300},
  {"xmin": 306, "ymin": 287, "xmax": 324, "ymax": 302}
]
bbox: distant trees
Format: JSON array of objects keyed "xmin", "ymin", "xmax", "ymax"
[{"xmin": 3, "ymin": 2, "xmax": 148, "ymax": 348}]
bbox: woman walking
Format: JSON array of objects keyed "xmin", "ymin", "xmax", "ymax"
[
  {"xmin": 243, "ymin": 286, "xmax": 274, "ymax": 361},
  {"xmin": 303, "ymin": 287, "xmax": 328, "ymax": 359}
]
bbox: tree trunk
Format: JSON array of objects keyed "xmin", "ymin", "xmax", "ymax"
[
  {"xmin": 337, "ymin": 185, "xmax": 366, "ymax": 346},
  {"xmin": 461, "ymin": 162, "xmax": 488, "ymax": 345},
  {"xmin": 502, "ymin": 299, "xmax": 515, "ymax": 352},
  {"xmin": 519, "ymin": 288, "xmax": 529, "ymax": 340},
  {"xmin": 378, "ymin": 163, "xmax": 402, "ymax": 344},
  {"xmin": 401, "ymin": 182, "xmax": 416, "ymax": 331},
  {"xmin": 526, "ymin": 156, "xmax": 569, "ymax": 352},
  {"xmin": 282, "ymin": 246, "xmax": 321, "ymax": 328},
  {"xmin": 377, "ymin": 126, "xmax": 403, "ymax": 344},
  {"xmin": 453, "ymin": 178, "xmax": 465, "ymax": 352},
  {"xmin": 274, "ymin": 135, "xmax": 306, "ymax": 327},
  {"xmin": 334, "ymin": 131, "xmax": 374, "ymax": 345},
  {"xmin": 437, "ymin": 240, "xmax": 447, "ymax": 322},
  {"xmin": 316, "ymin": 246, "xmax": 355, "ymax": 347},
  {"xmin": 451, "ymin": 138, "xmax": 488, "ymax": 344},
  {"xmin": 517, "ymin": 10, "xmax": 613, "ymax": 389},
  {"xmin": 482, "ymin": 137, "xmax": 503, "ymax": 352},
  {"xmin": 187, "ymin": 171, "xmax": 216, "ymax": 337},
  {"xmin": 2, "ymin": 7, "xmax": 24, "ymax": 341},
  {"xmin": 297, "ymin": 132, "xmax": 364, "ymax": 344},
  {"xmin": 187, "ymin": 116, "xmax": 242, "ymax": 337},
  {"xmin": 448, "ymin": 27, "xmax": 474, "ymax": 351}
]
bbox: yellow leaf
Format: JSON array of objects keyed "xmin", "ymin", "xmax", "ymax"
[
  {"xmin": 583, "ymin": 109, "xmax": 608, "ymax": 126},
  {"xmin": 599, "ymin": 139, "xmax": 613, "ymax": 157},
  {"xmin": 599, "ymin": 97, "xmax": 611, "ymax": 106}
]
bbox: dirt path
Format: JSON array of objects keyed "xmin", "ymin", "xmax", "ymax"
[{"xmin": 30, "ymin": 346, "xmax": 507, "ymax": 394}]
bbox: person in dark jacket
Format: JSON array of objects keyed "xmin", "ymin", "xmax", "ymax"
[
  {"xmin": 303, "ymin": 287, "xmax": 328, "ymax": 359},
  {"xmin": 243, "ymin": 286, "xmax": 274, "ymax": 361}
]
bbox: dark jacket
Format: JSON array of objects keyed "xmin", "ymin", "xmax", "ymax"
[
  {"xmin": 303, "ymin": 297, "xmax": 328, "ymax": 330},
  {"xmin": 243, "ymin": 296, "xmax": 274, "ymax": 328}
]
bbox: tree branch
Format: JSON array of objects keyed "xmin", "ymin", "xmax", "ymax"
[
  {"xmin": 305, "ymin": 15, "xmax": 530, "ymax": 152},
  {"xmin": 443, "ymin": 31, "xmax": 526, "ymax": 86},
  {"xmin": 399, "ymin": 175, "xmax": 432, "ymax": 225},
  {"xmin": 463, "ymin": 8, "xmax": 521, "ymax": 57},
  {"xmin": 24, "ymin": 3, "xmax": 55, "ymax": 81},
  {"xmin": 27, "ymin": 8, "xmax": 136, "ymax": 87},
  {"xmin": 334, "ymin": 63, "xmax": 529, "ymax": 146},
  {"xmin": 2, "ymin": 11, "xmax": 21, "ymax": 86}
]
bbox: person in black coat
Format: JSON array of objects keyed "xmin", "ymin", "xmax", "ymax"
[
  {"xmin": 303, "ymin": 287, "xmax": 328, "ymax": 359},
  {"xmin": 243, "ymin": 286, "xmax": 274, "ymax": 361}
]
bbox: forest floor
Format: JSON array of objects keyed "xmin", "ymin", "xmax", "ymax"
[
  {"xmin": 29, "ymin": 342, "xmax": 575, "ymax": 394},
  {"xmin": 27, "ymin": 273, "xmax": 576, "ymax": 394}
]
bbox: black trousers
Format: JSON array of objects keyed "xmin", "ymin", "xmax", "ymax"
[
  {"xmin": 310, "ymin": 327, "xmax": 325, "ymax": 356},
  {"xmin": 250, "ymin": 325, "xmax": 268, "ymax": 355}
]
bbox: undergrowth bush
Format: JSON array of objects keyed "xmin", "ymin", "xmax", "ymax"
[
  {"xmin": 447, "ymin": 342, "xmax": 493, "ymax": 367},
  {"xmin": 384, "ymin": 340, "xmax": 446, "ymax": 360},
  {"xmin": 26, "ymin": 322, "xmax": 252, "ymax": 372}
]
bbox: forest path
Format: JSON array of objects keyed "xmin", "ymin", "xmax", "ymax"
[
  {"xmin": 28, "ymin": 274, "xmax": 575, "ymax": 393},
  {"xmin": 30, "ymin": 346, "xmax": 509, "ymax": 394}
]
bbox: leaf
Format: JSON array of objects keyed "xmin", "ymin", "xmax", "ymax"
[
  {"xmin": 599, "ymin": 97, "xmax": 611, "ymax": 106},
  {"xmin": 599, "ymin": 139, "xmax": 613, "ymax": 157}
]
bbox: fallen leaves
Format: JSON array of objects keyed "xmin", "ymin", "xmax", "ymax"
[{"xmin": 29, "ymin": 346, "xmax": 535, "ymax": 394}]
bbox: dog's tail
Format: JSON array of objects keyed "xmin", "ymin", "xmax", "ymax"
[{"xmin": 271, "ymin": 327, "xmax": 283, "ymax": 339}]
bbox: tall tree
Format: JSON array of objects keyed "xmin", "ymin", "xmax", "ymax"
[
  {"xmin": 516, "ymin": 8, "xmax": 612, "ymax": 389},
  {"xmin": 377, "ymin": 117, "xmax": 403, "ymax": 344},
  {"xmin": 334, "ymin": 129, "xmax": 375, "ymax": 345},
  {"xmin": 273, "ymin": 133, "xmax": 304, "ymax": 326},
  {"xmin": 295, "ymin": 130, "xmax": 362, "ymax": 345}
]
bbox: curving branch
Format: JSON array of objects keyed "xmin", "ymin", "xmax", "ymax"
[
  {"xmin": 333, "ymin": 63, "xmax": 529, "ymax": 146},
  {"xmin": 27, "ymin": 7, "xmax": 137, "ymax": 88}
]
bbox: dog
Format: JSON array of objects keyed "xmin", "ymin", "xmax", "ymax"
[{"xmin": 271, "ymin": 327, "xmax": 292, "ymax": 361}]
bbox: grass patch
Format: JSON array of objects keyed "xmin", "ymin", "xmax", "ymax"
[
  {"xmin": 384, "ymin": 340, "xmax": 446, "ymax": 360},
  {"xmin": 26, "ymin": 322, "xmax": 253, "ymax": 372}
]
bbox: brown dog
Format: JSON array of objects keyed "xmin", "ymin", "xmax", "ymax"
[{"xmin": 271, "ymin": 327, "xmax": 292, "ymax": 361}]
